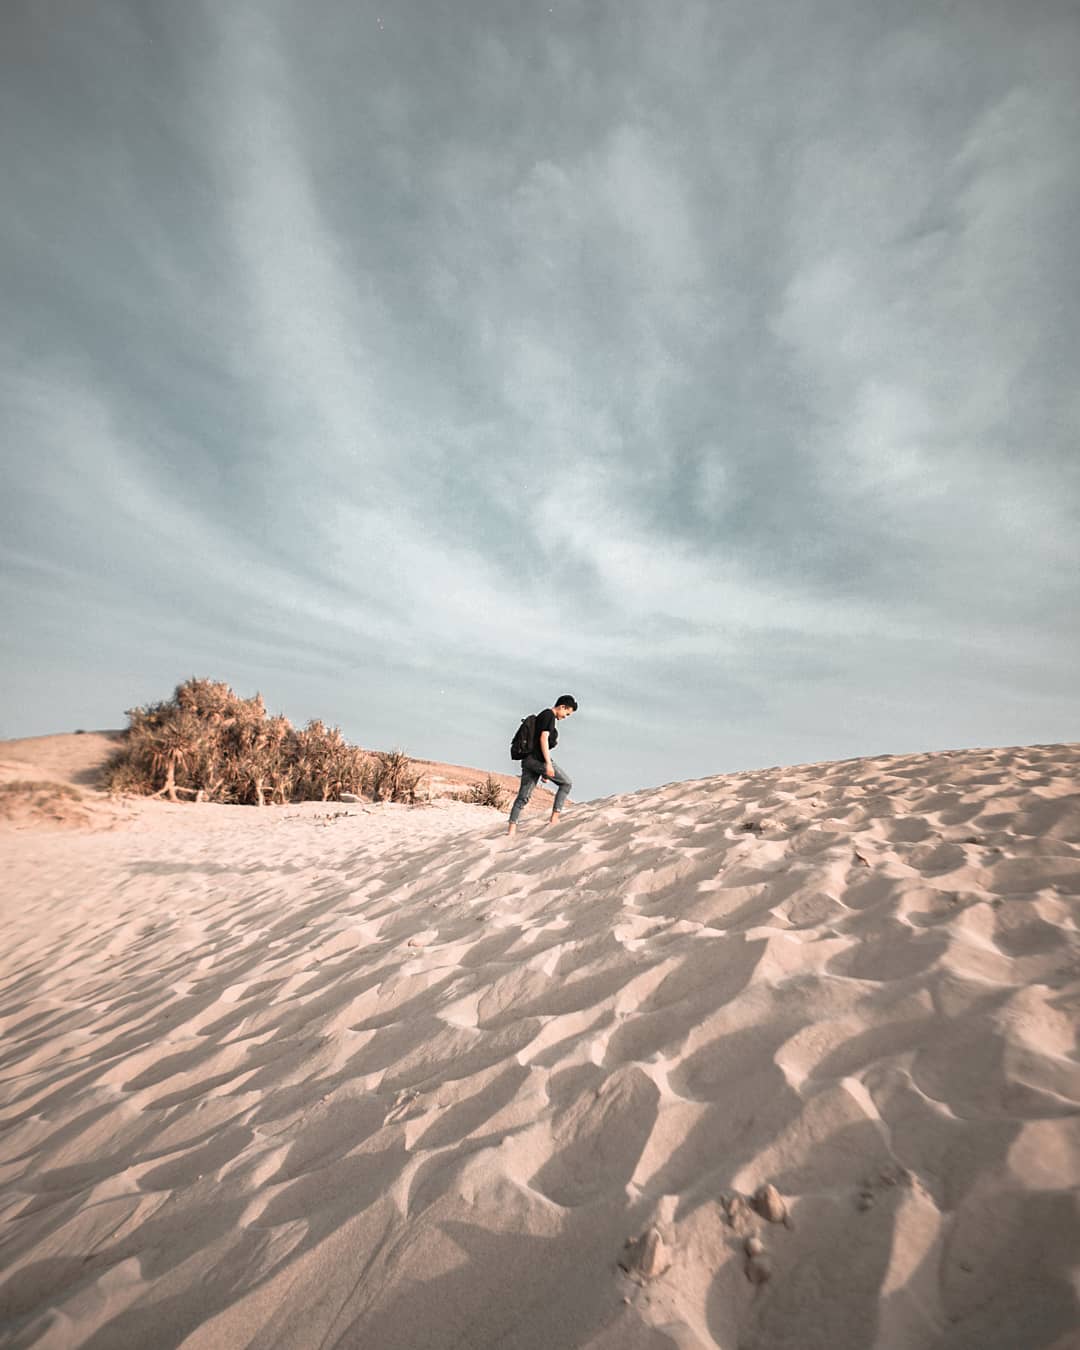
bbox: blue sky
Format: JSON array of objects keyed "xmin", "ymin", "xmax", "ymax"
[{"xmin": 2, "ymin": 0, "xmax": 1078, "ymax": 800}]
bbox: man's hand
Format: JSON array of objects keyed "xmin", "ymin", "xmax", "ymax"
[{"xmin": 543, "ymin": 763, "xmax": 555, "ymax": 780}]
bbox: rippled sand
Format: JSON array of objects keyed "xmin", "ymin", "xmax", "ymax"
[{"xmin": 2, "ymin": 741, "xmax": 1078, "ymax": 1349}]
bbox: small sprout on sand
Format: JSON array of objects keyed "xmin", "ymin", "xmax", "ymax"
[
  {"xmin": 856, "ymin": 1192, "xmax": 875, "ymax": 1211},
  {"xmin": 619, "ymin": 1227, "xmax": 670, "ymax": 1283},
  {"xmin": 744, "ymin": 1236, "xmax": 765, "ymax": 1256},
  {"xmin": 739, "ymin": 819, "xmax": 765, "ymax": 836},
  {"xmin": 752, "ymin": 1183, "xmax": 789, "ymax": 1225},
  {"xmin": 745, "ymin": 1254, "xmax": 772, "ymax": 1285}
]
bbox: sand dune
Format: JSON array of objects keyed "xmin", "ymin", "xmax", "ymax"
[{"xmin": 1, "ymin": 740, "xmax": 1079, "ymax": 1349}]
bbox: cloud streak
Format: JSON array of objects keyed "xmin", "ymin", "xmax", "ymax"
[{"xmin": 2, "ymin": 0, "xmax": 1077, "ymax": 792}]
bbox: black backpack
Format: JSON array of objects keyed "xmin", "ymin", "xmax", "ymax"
[{"xmin": 510, "ymin": 713, "xmax": 537, "ymax": 761}]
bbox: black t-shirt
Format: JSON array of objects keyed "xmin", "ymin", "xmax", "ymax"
[{"xmin": 534, "ymin": 708, "xmax": 557, "ymax": 754}]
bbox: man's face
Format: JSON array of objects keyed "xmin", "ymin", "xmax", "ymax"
[{"xmin": 554, "ymin": 705, "xmax": 574, "ymax": 721}]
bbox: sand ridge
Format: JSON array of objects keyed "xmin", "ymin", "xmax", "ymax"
[{"xmin": 1, "ymin": 742, "xmax": 1079, "ymax": 1348}]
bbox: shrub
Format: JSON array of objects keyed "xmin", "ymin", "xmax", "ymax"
[
  {"xmin": 291, "ymin": 720, "xmax": 370, "ymax": 801},
  {"xmin": 103, "ymin": 757, "xmax": 149, "ymax": 798},
  {"xmin": 103, "ymin": 678, "xmax": 376, "ymax": 807},
  {"xmin": 369, "ymin": 749, "xmax": 421, "ymax": 804},
  {"xmin": 464, "ymin": 775, "xmax": 507, "ymax": 809}
]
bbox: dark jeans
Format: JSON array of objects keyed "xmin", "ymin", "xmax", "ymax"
[{"xmin": 509, "ymin": 754, "xmax": 572, "ymax": 823}]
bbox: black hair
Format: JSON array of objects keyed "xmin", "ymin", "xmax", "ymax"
[{"xmin": 555, "ymin": 694, "xmax": 578, "ymax": 710}]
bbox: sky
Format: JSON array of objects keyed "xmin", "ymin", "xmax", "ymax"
[{"xmin": 2, "ymin": 0, "xmax": 1078, "ymax": 802}]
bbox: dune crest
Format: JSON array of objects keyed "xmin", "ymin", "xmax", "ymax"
[{"xmin": 1, "ymin": 741, "xmax": 1078, "ymax": 1348}]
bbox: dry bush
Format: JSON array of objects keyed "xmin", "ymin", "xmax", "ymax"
[
  {"xmin": 104, "ymin": 757, "xmax": 152, "ymax": 798},
  {"xmin": 103, "ymin": 678, "xmax": 375, "ymax": 807},
  {"xmin": 464, "ymin": 775, "xmax": 507, "ymax": 809},
  {"xmin": 292, "ymin": 720, "xmax": 371, "ymax": 801},
  {"xmin": 370, "ymin": 749, "xmax": 421, "ymax": 804}
]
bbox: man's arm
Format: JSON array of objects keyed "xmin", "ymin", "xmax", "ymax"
[{"xmin": 539, "ymin": 730, "xmax": 554, "ymax": 777}]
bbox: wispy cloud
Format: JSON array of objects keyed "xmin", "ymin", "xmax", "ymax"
[{"xmin": 2, "ymin": 0, "xmax": 1077, "ymax": 790}]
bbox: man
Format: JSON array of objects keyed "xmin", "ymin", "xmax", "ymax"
[{"xmin": 507, "ymin": 695, "xmax": 578, "ymax": 834}]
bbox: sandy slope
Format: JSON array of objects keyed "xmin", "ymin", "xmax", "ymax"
[
  {"xmin": 1, "ymin": 742, "xmax": 1079, "ymax": 1350},
  {"xmin": 0, "ymin": 732, "xmax": 127, "ymax": 788}
]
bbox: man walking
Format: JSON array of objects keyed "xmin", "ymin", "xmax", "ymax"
[{"xmin": 507, "ymin": 695, "xmax": 578, "ymax": 834}]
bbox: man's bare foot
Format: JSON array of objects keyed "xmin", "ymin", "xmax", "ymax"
[
  {"xmin": 506, "ymin": 822, "xmax": 518, "ymax": 836},
  {"xmin": 543, "ymin": 814, "xmax": 560, "ymax": 828}
]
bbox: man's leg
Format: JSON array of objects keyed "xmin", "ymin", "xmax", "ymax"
[
  {"xmin": 507, "ymin": 757, "xmax": 542, "ymax": 833},
  {"xmin": 543, "ymin": 759, "xmax": 572, "ymax": 825}
]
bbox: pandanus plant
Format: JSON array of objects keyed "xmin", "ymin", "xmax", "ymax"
[
  {"xmin": 105, "ymin": 678, "xmax": 396, "ymax": 806},
  {"xmin": 147, "ymin": 712, "xmax": 202, "ymax": 802}
]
